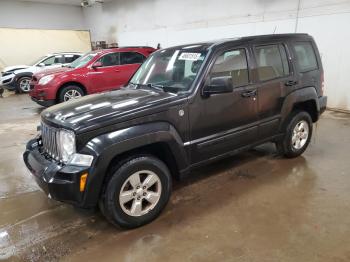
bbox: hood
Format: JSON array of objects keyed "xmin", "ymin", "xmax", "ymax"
[
  {"xmin": 41, "ymin": 88, "xmax": 184, "ymax": 133},
  {"xmin": 34, "ymin": 67, "xmax": 71, "ymax": 79},
  {"xmin": 2, "ymin": 65, "xmax": 29, "ymax": 73}
]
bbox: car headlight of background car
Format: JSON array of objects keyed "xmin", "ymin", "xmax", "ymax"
[{"xmin": 38, "ymin": 75, "xmax": 54, "ymax": 85}]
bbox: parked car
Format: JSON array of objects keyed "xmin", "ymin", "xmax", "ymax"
[
  {"xmin": 0, "ymin": 52, "xmax": 82, "ymax": 93},
  {"xmin": 23, "ymin": 34, "xmax": 327, "ymax": 228},
  {"xmin": 29, "ymin": 47, "xmax": 156, "ymax": 107}
]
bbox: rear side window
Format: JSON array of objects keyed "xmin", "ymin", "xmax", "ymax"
[
  {"xmin": 255, "ymin": 44, "xmax": 289, "ymax": 81},
  {"xmin": 65, "ymin": 54, "xmax": 81, "ymax": 63},
  {"xmin": 293, "ymin": 42, "xmax": 318, "ymax": 72},
  {"xmin": 120, "ymin": 52, "xmax": 145, "ymax": 65},
  {"xmin": 210, "ymin": 49, "xmax": 249, "ymax": 86}
]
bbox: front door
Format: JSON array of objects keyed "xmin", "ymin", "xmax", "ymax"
[
  {"xmin": 188, "ymin": 47, "xmax": 259, "ymax": 164},
  {"xmin": 88, "ymin": 52, "xmax": 121, "ymax": 93}
]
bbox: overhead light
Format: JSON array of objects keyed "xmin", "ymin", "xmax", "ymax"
[{"xmin": 81, "ymin": 0, "xmax": 104, "ymax": 7}]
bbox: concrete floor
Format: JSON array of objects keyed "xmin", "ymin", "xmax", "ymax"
[{"xmin": 0, "ymin": 90, "xmax": 350, "ymax": 262}]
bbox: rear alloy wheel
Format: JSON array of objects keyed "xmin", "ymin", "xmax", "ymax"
[
  {"xmin": 58, "ymin": 85, "xmax": 84, "ymax": 103},
  {"xmin": 17, "ymin": 77, "xmax": 31, "ymax": 93},
  {"xmin": 276, "ymin": 111, "xmax": 313, "ymax": 158},
  {"xmin": 101, "ymin": 155, "xmax": 172, "ymax": 228}
]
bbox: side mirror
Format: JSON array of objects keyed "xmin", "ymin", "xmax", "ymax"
[
  {"xmin": 38, "ymin": 63, "xmax": 45, "ymax": 67},
  {"xmin": 203, "ymin": 76, "xmax": 233, "ymax": 96},
  {"xmin": 92, "ymin": 61, "xmax": 103, "ymax": 69}
]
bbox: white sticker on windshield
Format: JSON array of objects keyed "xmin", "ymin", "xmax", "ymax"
[{"xmin": 178, "ymin": 52, "xmax": 201, "ymax": 61}]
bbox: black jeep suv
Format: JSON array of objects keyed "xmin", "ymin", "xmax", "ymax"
[{"xmin": 23, "ymin": 34, "xmax": 327, "ymax": 228}]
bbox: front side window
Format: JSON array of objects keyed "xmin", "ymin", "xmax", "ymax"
[
  {"xmin": 293, "ymin": 41, "xmax": 318, "ymax": 72},
  {"xmin": 120, "ymin": 52, "xmax": 145, "ymax": 65},
  {"xmin": 130, "ymin": 48, "xmax": 207, "ymax": 92},
  {"xmin": 209, "ymin": 49, "xmax": 249, "ymax": 86},
  {"xmin": 99, "ymin": 53, "xmax": 120, "ymax": 67},
  {"xmin": 255, "ymin": 44, "xmax": 289, "ymax": 81}
]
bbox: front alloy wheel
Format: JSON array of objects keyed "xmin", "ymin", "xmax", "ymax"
[
  {"xmin": 18, "ymin": 77, "xmax": 31, "ymax": 93},
  {"xmin": 101, "ymin": 155, "xmax": 172, "ymax": 228},
  {"xmin": 119, "ymin": 170, "xmax": 162, "ymax": 217},
  {"xmin": 63, "ymin": 89, "xmax": 82, "ymax": 101}
]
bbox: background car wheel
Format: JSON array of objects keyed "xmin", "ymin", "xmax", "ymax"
[
  {"xmin": 58, "ymin": 85, "xmax": 84, "ymax": 103},
  {"xmin": 17, "ymin": 76, "xmax": 32, "ymax": 93},
  {"xmin": 101, "ymin": 155, "xmax": 172, "ymax": 229},
  {"xmin": 276, "ymin": 110, "xmax": 313, "ymax": 158}
]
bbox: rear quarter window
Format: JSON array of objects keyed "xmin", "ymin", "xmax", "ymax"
[{"xmin": 293, "ymin": 41, "xmax": 318, "ymax": 72}]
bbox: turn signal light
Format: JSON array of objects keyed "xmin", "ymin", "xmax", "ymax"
[{"xmin": 80, "ymin": 173, "xmax": 88, "ymax": 192}]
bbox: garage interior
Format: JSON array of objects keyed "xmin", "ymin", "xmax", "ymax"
[{"xmin": 1, "ymin": 0, "xmax": 350, "ymax": 261}]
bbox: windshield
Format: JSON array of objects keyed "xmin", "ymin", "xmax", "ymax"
[
  {"xmin": 130, "ymin": 48, "xmax": 207, "ymax": 92},
  {"xmin": 68, "ymin": 52, "xmax": 97, "ymax": 69}
]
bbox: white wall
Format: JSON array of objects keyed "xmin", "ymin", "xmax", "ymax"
[
  {"xmin": 0, "ymin": 0, "xmax": 86, "ymax": 30},
  {"xmin": 83, "ymin": 0, "xmax": 350, "ymax": 111}
]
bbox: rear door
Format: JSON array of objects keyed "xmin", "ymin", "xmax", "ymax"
[
  {"xmin": 252, "ymin": 42, "xmax": 294, "ymax": 139},
  {"xmin": 87, "ymin": 52, "xmax": 120, "ymax": 93}
]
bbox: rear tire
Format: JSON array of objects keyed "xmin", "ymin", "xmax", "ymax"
[
  {"xmin": 100, "ymin": 155, "xmax": 172, "ymax": 228},
  {"xmin": 58, "ymin": 85, "xmax": 84, "ymax": 103},
  {"xmin": 276, "ymin": 111, "xmax": 313, "ymax": 158}
]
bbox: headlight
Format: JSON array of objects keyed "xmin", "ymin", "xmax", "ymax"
[
  {"xmin": 58, "ymin": 129, "xmax": 76, "ymax": 162},
  {"xmin": 38, "ymin": 75, "xmax": 54, "ymax": 85}
]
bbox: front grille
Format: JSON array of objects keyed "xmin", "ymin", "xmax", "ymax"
[{"xmin": 41, "ymin": 122, "xmax": 61, "ymax": 161}]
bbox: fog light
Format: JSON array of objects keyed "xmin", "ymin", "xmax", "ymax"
[{"xmin": 80, "ymin": 173, "xmax": 88, "ymax": 192}]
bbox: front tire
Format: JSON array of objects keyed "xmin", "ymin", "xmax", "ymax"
[
  {"xmin": 101, "ymin": 155, "xmax": 172, "ymax": 228},
  {"xmin": 17, "ymin": 76, "xmax": 31, "ymax": 93},
  {"xmin": 276, "ymin": 111, "xmax": 313, "ymax": 158},
  {"xmin": 58, "ymin": 85, "xmax": 84, "ymax": 103}
]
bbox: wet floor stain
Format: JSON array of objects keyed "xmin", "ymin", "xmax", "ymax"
[{"xmin": 1, "ymin": 94, "xmax": 350, "ymax": 261}]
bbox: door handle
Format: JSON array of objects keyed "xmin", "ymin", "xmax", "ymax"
[
  {"xmin": 114, "ymin": 69, "xmax": 120, "ymax": 72},
  {"xmin": 241, "ymin": 90, "xmax": 257, "ymax": 98},
  {"xmin": 285, "ymin": 80, "xmax": 298, "ymax": 86}
]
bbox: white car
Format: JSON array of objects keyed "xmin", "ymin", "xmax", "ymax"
[{"xmin": 0, "ymin": 52, "xmax": 82, "ymax": 93}]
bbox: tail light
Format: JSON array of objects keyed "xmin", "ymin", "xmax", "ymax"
[{"xmin": 320, "ymin": 71, "xmax": 324, "ymax": 96}]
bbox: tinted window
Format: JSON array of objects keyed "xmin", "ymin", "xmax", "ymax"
[
  {"xmin": 120, "ymin": 52, "xmax": 145, "ymax": 65},
  {"xmin": 293, "ymin": 42, "xmax": 318, "ymax": 72},
  {"xmin": 65, "ymin": 54, "xmax": 81, "ymax": 63},
  {"xmin": 255, "ymin": 44, "xmax": 289, "ymax": 81},
  {"xmin": 99, "ymin": 53, "xmax": 120, "ymax": 66},
  {"xmin": 54, "ymin": 55, "xmax": 64, "ymax": 64},
  {"xmin": 210, "ymin": 49, "xmax": 249, "ymax": 86}
]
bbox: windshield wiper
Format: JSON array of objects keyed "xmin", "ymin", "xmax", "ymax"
[{"xmin": 147, "ymin": 83, "xmax": 165, "ymax": 91}]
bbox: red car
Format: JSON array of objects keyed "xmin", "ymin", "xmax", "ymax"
[{"xmin": 29, "ymin": 47, "xmax": 156, "ymax": 106}]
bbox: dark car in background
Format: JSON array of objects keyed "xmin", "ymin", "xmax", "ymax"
[
  {"xmin": 24, "ymin": 34, "xmax": 326, "ymax": 228},
  {"xmin": 29, "ymin": 47, "xmax": 156, "ymax": 106}
]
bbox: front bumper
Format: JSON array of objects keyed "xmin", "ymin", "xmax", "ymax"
[
  {"xmin": 318, "ymin": 96, "xmax": 327, "ymax": 115},
  {"xmin": 31, "ymin": 96, "xmax": 55, "ymax": 107},
  {"xmin": 23, "ymin": 138, "xmax": 89, "ymax": 206},
  {"xmin": 0, "ymin": 74, "xmax": 16, "ymax": 90}
]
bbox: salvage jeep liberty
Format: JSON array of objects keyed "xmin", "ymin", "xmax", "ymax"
[{"xmin": 24, "ymin": 34, "xmax": 327, "ymax": 228}]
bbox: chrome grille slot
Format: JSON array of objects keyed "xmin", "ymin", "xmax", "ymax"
[{"xmin": 41, "ymin": 122, "xmax": 60, "ymax": 161}]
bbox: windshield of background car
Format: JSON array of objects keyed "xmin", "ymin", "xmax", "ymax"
[
  {"xmin": 130, "ymin": 47, "xmax": 208, "ymax": 92},
  {"xmin": 69, "ymin": 52, "xmax": 98, "ymax": 68}
]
